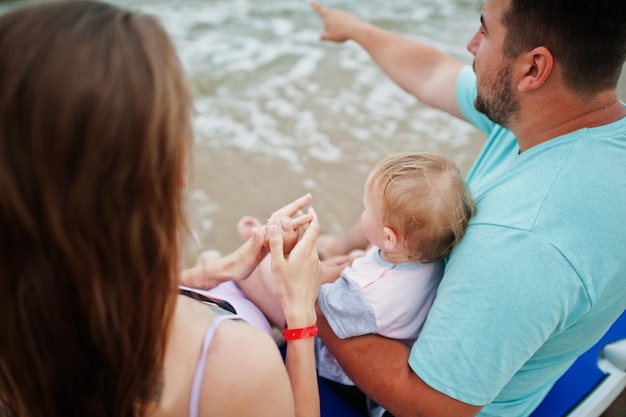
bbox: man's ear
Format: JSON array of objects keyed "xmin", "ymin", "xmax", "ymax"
[
  {"xmin": 382, "ymin": 226, "xmax": 398, "ymax": 251},
  {"xmin": 516, "ymin": 46, "xmax": 554, "ymax": 92}
]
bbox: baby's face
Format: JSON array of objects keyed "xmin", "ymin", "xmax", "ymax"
[{"xmin": 360, "ymin": 177, "xmax": 386, "ymax": 248}]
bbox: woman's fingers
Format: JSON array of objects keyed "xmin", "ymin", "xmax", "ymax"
[{"xmin": 270, "ymin": 193, "xmax": 313, "ymax": 222}]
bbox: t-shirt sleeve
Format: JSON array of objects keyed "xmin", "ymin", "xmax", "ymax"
[{"xmin": 318, "ymin": 275, "xmax": 377, "ymax": 339}]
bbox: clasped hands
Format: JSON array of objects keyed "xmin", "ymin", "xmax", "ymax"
[{"xmin": 180, "ymin": 194, "xmax": 322, "ymax": 307}]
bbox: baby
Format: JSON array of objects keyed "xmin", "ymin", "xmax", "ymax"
[{"xmin": 315, "ymin": 152, "xmax": 476, "ymax": 386}]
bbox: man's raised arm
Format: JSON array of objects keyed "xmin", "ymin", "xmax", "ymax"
[
  {"xmin": 317, "ymin": 314, "xmax": 481, "ymax": 417},
  {"xmin": 311, "ymin": 2, "xmax": 465, "ymax": 120}
]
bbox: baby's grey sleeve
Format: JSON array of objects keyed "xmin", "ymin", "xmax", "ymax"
[{"xmin": 318, "ymin": 275, "xmax": 377, "ymax": 339}]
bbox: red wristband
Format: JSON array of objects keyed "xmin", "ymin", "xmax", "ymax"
[{"xmin": 282, "ymin": 324, "xmax": 318, "ymax": 341}]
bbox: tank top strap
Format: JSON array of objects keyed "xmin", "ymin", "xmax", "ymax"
[{"xmin": 188, "ymin": 314, "xmax": 241, "ymax": 417}]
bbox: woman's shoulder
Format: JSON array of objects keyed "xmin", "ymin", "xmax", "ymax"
[
  {"xmin": 154, "ymin": 294, "xmax": 295, "ymax": 417},
  {"xmin": 199, "ymin": 310, "xmax": 295, "ymax": 416}
]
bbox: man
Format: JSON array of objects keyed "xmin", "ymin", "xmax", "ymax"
[{"xmin": 312, "ymin": 0, "xmax": 626, "ymax": 415}]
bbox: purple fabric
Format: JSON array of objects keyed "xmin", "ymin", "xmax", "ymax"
[{"xmin": 181, "ymin": 283, "xmax": 273, "ymax": 337}]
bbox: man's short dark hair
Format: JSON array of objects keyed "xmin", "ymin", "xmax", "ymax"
[{"xmin": 503, "ymin": 0, "xmax": 626, "ymax": 96}]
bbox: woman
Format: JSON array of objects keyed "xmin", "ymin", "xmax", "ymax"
[{"xmin": 0, "ymin": 2, "xmax": 320, "ymax": 417}]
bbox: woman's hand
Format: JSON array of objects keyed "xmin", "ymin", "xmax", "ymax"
[
  {"xmin": 269, "ymin": 206, "xmax": 322, "ymax": 417},
  {"xmin": 269, "ymin": 207, "xmax": 321, "ymax": 328},
  {"xmin": 180, "ymin": 193, "xmax": 314, "ymax": 288},
  {"xmin": 267, "ymin": 193, "xmax": 313, "ymax": 255},
  {"xmin": 180, "ymin": 225, "xmax": 267, "ymax": 288}
]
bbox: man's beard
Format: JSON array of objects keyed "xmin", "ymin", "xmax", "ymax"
[{"xmin": 474, "ymin": 62, "xmax": 519, "ymax": 127}]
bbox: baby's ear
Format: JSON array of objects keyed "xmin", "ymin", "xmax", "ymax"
[{"xmin": 382, "ymin": 226, "xmax": 398, "ymax": 251}]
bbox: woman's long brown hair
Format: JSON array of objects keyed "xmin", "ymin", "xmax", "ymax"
[{"xmin": 0, "ymin": 2, "xmax": 192, "ymax": 416}]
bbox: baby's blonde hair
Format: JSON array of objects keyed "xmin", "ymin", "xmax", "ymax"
[{"xmin": 368, "ymin": 152, "xmax": 476, "ymax": 263}]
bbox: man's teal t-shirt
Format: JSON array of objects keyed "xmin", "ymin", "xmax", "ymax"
[{"xmin": 408, "ymin": 66, "xmax": 626, "ymax": 416}]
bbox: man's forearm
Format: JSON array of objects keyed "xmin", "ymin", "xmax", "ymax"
[{"xmin": 317, "ymin": 314, "xmax": 481, "ymax": 417}]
